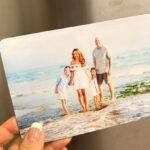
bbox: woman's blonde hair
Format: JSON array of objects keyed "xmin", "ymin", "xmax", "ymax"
[{"xmin": 72, "ymin": 48, "xmax": 86, "ymax": 67}]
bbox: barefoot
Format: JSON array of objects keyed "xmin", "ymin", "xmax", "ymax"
[
  {"xmin": 64, "ymin": 111, "xmax": 70, "ymax": 115},
  {"xmin": 99, "ymin": 99, "xmax": 105, "ymax": 104},
  {"xmin": 85, "ymin": 107, "xmax": 89, "ymax": 111},
  {"xmin": 110, "ymin": 99, "xmax": 115, "ymax": 104},
  {"xmin": 82, "ymin": 107, "xmax": 86, "ymax": 112},
  {"xmin": 99, "ymin": 101, "xmax": 105, "ymax": 105},
  {"xmin": 95, "ymin": 103, "xmax": 100, "ymax": 110},
  {"xmin": 101, "ymin": 103, "xmax": 108, "ymax": 107},
  {"xmin": 95, "ymin": 106, "xmax": 100, "ymax": 110}
]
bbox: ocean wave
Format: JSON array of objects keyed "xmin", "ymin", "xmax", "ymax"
[
  {"xmin": 11, "ymin": 88, "xmax": 54, "ymax": 99},
  {"xmin": 12, "ymin": 94, "xmax": 24, "ymax": 99},
  {"xmin": 38, "ymin": 72, "xmax": 45, "ymax": 75},
  {"xmin": 112, "ymin": 66, "xmax": 150, "ymax": 78}
]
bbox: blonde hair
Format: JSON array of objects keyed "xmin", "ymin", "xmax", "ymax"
[{"xmin": 72, "ymin": 48, "xmax": 86, "ymax": 67}]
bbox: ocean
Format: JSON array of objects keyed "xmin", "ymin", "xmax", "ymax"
[{"xmin": 6, "ymin": 47, "xmax": 150, "ymax": 129}]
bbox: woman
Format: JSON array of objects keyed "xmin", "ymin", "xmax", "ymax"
[{"xmin": 70, "ymin": 48, "xmax": 90, "ymax": 112}]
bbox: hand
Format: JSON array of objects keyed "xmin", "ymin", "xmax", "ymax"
[
  {"xmin": 108, "ymin": 70, "xmax": 111, "ymax": 76},
  {"xmin": 69, "ymin": 81, "xmax": 74, "ymax": 86},
  {"xmin": 0, "ymin": 117, "xmax": 71, "ymax": 150},
  {"xmin": 89, "ymin": 77, "xmax": 92, "ymax": 83},
  {"xmin": 55, "ymin": 88, "xmax": 58, "ymax": 94}
]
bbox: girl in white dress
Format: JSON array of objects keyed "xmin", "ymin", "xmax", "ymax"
[
  {"xmin": 90, "ymin": 67, "xmax": 100, "ymax": 109},
  {"xmin": 70, "ymin": 48, "xmax": 91, "ymax": 112}
]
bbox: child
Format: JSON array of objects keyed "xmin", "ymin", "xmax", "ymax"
[
  {"xmin": 90, "ymin": 67, "xmax": 100, "ymax": 109},
  {"xmin": 55, "ymin": 66, "xmax": 70, "ymax": 115}
]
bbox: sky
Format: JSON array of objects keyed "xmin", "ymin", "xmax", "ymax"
[{"xmin": 1, "ymin": 14, "xmax": 150, "ymax": 73}]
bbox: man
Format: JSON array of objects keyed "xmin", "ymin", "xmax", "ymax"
[{"xmin": 93, "ymin": 37, "xmax": 114, "ymax": 104}]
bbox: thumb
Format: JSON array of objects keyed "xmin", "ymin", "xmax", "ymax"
[{"xmin": 20, "ymin": 122, "xmax": 45, "ymax": 150}]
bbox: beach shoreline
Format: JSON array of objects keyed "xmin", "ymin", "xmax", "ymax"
[{"xmin": 20, "ymin": 92, "xmax": 150, "ymax": 142}]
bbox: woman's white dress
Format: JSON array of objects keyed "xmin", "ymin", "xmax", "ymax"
[{"xmin": 70, "ymin": 64, "xmax": 89, "ymax": 90}]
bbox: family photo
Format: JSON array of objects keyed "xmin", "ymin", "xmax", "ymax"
[
  {"xmin": 55, "ymin": 38, "xmax": 114, "ymax": 115},
  {"xmin": 0, "ymin": 14, "xmax": 150, "ymax": 142}
]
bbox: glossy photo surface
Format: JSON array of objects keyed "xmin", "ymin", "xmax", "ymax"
[{"xmin": 0, "ymin": 15, "xmax": 150, "ymax": 142}]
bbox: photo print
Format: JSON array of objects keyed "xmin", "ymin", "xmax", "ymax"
[{"xmin": 0, "ymin": 14, "xmax": 150, "ymax": 142}]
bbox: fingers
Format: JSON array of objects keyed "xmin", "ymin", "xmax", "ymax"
[
  {"xmin": 8, "ymin": 137, "xmax": 22, "ymax": 150},
  {"xmin": 0, "ymin": 116, "xmax": 19, "ymax": 146},
  {"xmin": 1, "ymin": 117, "xmax": 71, "ymax": 150},
  {"xmin": 20, "ymin": 122, "xmax": 45, "ymax": 150},
  {"xmin": 44, "ymin": 138, "xmax": 71, "ymax": 150}
]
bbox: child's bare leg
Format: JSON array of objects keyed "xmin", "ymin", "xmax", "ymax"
[
  {"xmin": 61, "ymin": 99, "xmax": 69, "ymax": 115},
  {"xmin": 93, "ymin": 96, "xmax": 97, "ymax": 108},
  {"xmin": 64, "ymin": 99, "xmax": 67, "ymax": 105},
  {"xmin": 94, "ymin": 96, "xmax": 100, "ymax": 109},
  {"xmin": 96, "ymin": 95, "xmax": 100, "ymax": 108},
  {"xmin": 77, "ymin": 90, "xmax": 86, "ymax": 112},
  {"xmin": 81, "ymin": 89, "xmax": 89, "ymax": 111}
]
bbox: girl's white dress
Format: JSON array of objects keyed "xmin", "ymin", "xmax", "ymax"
[
  {"xmin": 90, "ymin": 77, "xmax": 100, "ymax": 97},
  {"xmin": 70, "ymin": 64, "xmax": 89, "ymax": 90}
]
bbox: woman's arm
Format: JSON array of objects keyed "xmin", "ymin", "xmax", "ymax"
[
  {"xmin": 84, "ymin": 69, "xmax": 91, "ymax": 82},
  {"xmin": 69, "ymin": 61, "xmax": 75, "ymax": 86},
  {"xmin": 69, "ymin": 71, "xmax": 74, "ymax": 86}
]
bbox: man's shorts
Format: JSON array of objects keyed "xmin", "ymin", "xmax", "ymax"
[{"xmin": 96, "ymin": 73, "xmax": 110, "ymax": 85}]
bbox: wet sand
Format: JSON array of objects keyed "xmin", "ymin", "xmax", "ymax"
[{"xmin": 20, "ymin": 93, "xmax": 150, "ymax": 142}]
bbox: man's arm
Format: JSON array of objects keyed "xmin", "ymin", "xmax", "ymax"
[
  {"xmin": 84, "ymin": 69, "xmax": 91, "ymax": 82},
  {"xmin": 93, "ymin": 57, "xmax": 96, "ymax": 67},
  {"xmin": 106, "ymin": 47, "xmax": 112, "ymax": 75},
  {"xmin": 107, "ymin": 55, "xmax": 112, "ymax": 75}
]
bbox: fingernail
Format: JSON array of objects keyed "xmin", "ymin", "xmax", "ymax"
[{"xmin": 27, "ymin": 122, "xmax": 43, "ymax": 142}]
